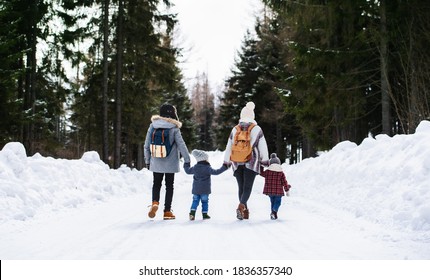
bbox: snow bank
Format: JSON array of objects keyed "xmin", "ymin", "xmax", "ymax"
[
  {"xmin": 286, "ymin": 120, "xmax": 430, "ymax": 231},
  {"xmin": 1, "ymin": 121, "xmax": 430, "ymax": 233},
  {"xmin": 0, "ymin": 142, "xmax": 151, "ymax": 222}
]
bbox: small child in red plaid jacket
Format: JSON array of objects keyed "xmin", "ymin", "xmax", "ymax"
[{"xmin": 259, "ymin": 153, "xmax": 291, "ymax": 220}]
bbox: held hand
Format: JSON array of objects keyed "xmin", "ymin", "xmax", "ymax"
[
  {"xmin": 183, "ymin": 162, "xmax": 191, "ymax": 168},
  {"xmin": 223, "ymin": 161, "xmax": 231, "ymax": 168},
  {"xmin": 260, "ymin": 160, "xmax": 269, "ymax": 167},
  {"xmin": 146, "ymin": 164, "xmax": 150, "ymax": 170}
]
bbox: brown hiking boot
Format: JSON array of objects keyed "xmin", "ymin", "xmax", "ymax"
[
  {"xmin": 243, "ymin": 208, "xmax": 249, "ymax": 219},
  {"xmin": 148, "ymin": 201, "xmax": 159, "ymax": 218},
  {"xmin": 236, "ymin": 203, "xmax": 246, "ymax": 220},
  {"xmin": 163, "ymin": 210, "xmax": 176, "ymax": 220}
]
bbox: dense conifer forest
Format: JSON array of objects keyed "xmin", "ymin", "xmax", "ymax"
[{"xmin": 1, "ymin": 0, "xmax": 429, "ymax": 167}]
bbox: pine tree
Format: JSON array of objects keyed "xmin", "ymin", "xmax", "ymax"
[
  {"xmin": 262, "ymin": 0, "xmax": 380, "ymax": 155},
  {"xmin": 216, "ymin": 32, "xmax": 261, "ymax": 150}
]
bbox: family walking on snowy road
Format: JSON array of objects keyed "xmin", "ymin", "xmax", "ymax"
[{"xmin": 144, "ymin": 102, "xmax": 291, "ymax": 221}]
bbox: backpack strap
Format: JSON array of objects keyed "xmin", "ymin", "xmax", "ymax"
[
  {"xmin": 233, "ymin": 123, "xmax": 256, "ymax": 144},
  {"xmin": 234, "ymin": 123, "xmax": 256, "ymax": 133},
  {"xmin": 151, "ymin": 128, "xmax": 157, "ymax": 156},
  {"xmin": 233, "ymin": 124, "xmax": 241, "ymax": 143},
  {"xmin": 246, "ymin": 123, "xmax": 256, "ymax": 146},
  {"xmin": 247, "ymin": 123, "xmax": 256, "ymax": 133}
]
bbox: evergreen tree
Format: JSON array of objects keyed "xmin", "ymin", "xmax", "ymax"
[
  {"xmin": 253, "ymin": 17, "xmax": 294, "ymax": 162},
  {"xmin": 216, "ymin": 32, "xmax": 261, "ymax": 150},
  {"xmin": 262, "ymin": 0, "xmax": 380, "ymax": 156},
  {"xmin": 218, "ymin": 23, "xmax": 298, "ymax": 162},
  {"xmin": 0, "ymin": 0, "xmax": 24, "ymax": 146}
]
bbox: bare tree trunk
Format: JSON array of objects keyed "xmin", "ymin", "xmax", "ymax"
[
  {"xmin": 102, "ymin": 0, "xmax": 110, "ymax": 164},
  {"xmin": 114, "ymin": 0, "xmax": 124, "ymax": 169},
  {"xmin": 275, "ymin": 121, "xmax": 286, "ymax": 162},
  {"xmin": 23, "ymin": 1, "xmax": 38, "ymax": 155},
  {"xmin": 137, "ymin": 143, "xmax": 144, "ymax": 170},
  {"xmin": 408, "ymin": 18, "xmax": 419, "ymax": 134},
  {"xmin": 302, "ymin": 136, "xmax": 316, "ymax": 159},
  {"xmin": 380, "ymin": 0, "xmax": 391, "ymax": 135}
]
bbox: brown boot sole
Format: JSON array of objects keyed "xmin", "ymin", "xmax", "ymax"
[
  {"xmin": 148, "ymin": 204, "xmax": 158, "ymax": 218},
  {"xmin": 163, "ymin": 216, "xmax": 176, "ymax": 220}
]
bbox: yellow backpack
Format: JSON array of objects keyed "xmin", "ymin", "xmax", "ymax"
[{"xmin": 230, "ymin": 123, "xmax": 256, "ymax": 163}]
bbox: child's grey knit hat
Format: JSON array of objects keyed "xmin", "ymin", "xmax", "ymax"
[
  {"xmin": 269, "ymin": 153, "xmax": 281, "ymax": 165},
  {"xmin": 192, "ymin": 149, "xmax": 209, "ymax": 162}
]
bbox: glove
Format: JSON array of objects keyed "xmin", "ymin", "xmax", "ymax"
[
  {"xmin": 183, "ymin": 162, "xmax": 191, "ymax": 168},
  {"xmin": 222, "ymin": 163, "xmax": 230, "ymax": 169},
  {"xmin": 146, "ymin": 164, "xmax": 150, "ymax": 170},
  {"xmin": 261, "ymin": 160, "xmax": 269, "ymax": 167},
  {"xmin": 223, "ymin": 161, "xmax": 231, "ymax": 168}
]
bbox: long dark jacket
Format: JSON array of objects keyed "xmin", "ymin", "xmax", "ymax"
[{"xmin": 184, "ymin": 161, "xmax": 228, "ymax": 195}]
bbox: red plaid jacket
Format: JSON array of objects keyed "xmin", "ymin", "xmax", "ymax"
[{"xmin": 260, "ymin": 165, "xmax": 290, "ymax": 196}]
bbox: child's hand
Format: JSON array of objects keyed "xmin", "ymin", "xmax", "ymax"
[{"xmin": 284, "ymin": 184, "xmax": 292, "ymax": 193}]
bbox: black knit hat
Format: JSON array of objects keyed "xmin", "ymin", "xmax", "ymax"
[{"xmin": 159, "ymin": 104, "xmax": 178, "ymax": 120}]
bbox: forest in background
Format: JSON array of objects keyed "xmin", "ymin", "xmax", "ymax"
[{"xmin": 1, "ymin": 0, "xmax": 430, "ymax": 168}]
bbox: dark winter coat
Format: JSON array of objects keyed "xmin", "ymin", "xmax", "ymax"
[
  {"xmin": 184, "ymin": 161, "xmax": 228, "ymax": 195},
  {"xmin": 260, "ymin": 164, "xmax": 290, "ymax": 196}
]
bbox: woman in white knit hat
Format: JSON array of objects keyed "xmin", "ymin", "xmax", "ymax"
[{"xmin": 223, "ymin": 101, "xmax": 269, "ymax": 220}]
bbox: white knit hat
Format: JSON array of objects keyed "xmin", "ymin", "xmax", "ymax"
[
  {"xmin": 192, "ymin": 149, "xmax": 209, "ymax": 162},
  {"xmin": 240, "ymin": 101, "xmax": 255, "ymax": 122}
]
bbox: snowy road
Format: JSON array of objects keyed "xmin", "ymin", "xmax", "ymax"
[{"xmin": 1, "ymin": 175, "xmax": 427, "ymax": 260}]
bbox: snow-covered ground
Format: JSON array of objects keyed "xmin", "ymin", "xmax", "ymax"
[{"xmin": 1, "ymin": 122, "xmax": 430, "ymax": 260}]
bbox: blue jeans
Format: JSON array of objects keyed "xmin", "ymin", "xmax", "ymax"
[
  {"xmin": 190, "ymin": 194, "xmax": 209, "ymax": 213},
  {"xmin": 269, "ymin": 195, "xmax": 282, "ymax": 212}
]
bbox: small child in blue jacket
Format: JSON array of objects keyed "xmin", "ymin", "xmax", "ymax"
[{"xmin": 183, "ymin": 150, "xmax": 229, "ymax": 220}]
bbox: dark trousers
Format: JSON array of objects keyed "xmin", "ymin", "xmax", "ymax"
[
  {"xmin": 233, "ymin": 165, "xmax": 257, "ymax": 208},
  {"xmin": 152, "ymin": 172, "xmax": 175, "ymax": 212}
]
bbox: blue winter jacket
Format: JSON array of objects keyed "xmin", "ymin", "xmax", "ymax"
[{"xmin": 183, "ymin": 161, "xmax": 228, "ymax": 195}]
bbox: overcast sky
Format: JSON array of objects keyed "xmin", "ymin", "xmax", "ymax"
[{"xmin": 170, "ymin": 0, "xmax": 263, "ymax": 90}]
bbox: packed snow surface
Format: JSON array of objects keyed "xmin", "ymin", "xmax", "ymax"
[{"xmin": 1, "ymin": 121, "xmax": 430, "ymax": 259}]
